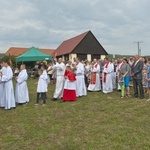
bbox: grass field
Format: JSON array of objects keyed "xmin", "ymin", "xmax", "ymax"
[{"xmin": 0, "ymin": 79, "xmax": 150, "ymax": 150}]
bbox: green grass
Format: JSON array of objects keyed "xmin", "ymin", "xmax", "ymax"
[{"xmin": 0, "ymin": 79, "xmax": 150, "ymax": 150}]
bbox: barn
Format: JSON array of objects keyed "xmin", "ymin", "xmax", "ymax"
[{"xmin": 52, "ymin": 30, "xmax": 108, "ymax": 61}]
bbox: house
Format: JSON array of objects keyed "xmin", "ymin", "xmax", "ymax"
[
  {"xmin": 5, "ymin": 47, "xmax": 55, "ymax": 57},
  {"xmin": 52, "ymin": 30, "xmax": 108, "ymax": 62}
]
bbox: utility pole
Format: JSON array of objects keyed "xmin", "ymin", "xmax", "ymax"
[
  {"xmin": 139, "ymin": 47, "xmax": 141, "ymax": 56},
  {"xmin": 134, "ymin": 41, "xmax": 143, "ymax": 56}
]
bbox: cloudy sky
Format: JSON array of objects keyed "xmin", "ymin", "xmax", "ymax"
[{"xmin": 0, "ymin": 0, "xmax": 150, "ymax": 55}]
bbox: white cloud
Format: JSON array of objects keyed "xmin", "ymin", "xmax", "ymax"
[{"xmin": 0, "ymin": 0, "xmax": 150, "ymax": 55}]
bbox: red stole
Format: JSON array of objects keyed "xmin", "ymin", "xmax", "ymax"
[
  {"xmin": 90, "ymin": 63, "xmax": 98, "ymax": 84},
  {"xmin": 103, "ymin": 62, "xmax": 109, "ymax": 83}
]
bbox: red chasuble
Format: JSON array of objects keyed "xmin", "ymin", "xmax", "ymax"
[{"xmin": 90, "ymin": 63, "xmax": 98, "ymax": 84}]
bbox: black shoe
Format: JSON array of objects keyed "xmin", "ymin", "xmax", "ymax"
[
  {"xmin": 18, "ymin": 103, "xmax": 22, "ymax": 106},
  {"xmin": 60, "ymin": 100, "xmax": 65, "ymax": 103},
  {"xmin": 22, "ymin": 103, "xmax": 27, "ymax": 106},
  {"xmin": 118, "ymin": 90, "xmax": 121, "ymax": 92},
  {"xmin": 134, "ymin": 95, "xmax": 138, "ymax": 98},
  {"xmin": 51, "ymin": 98, "xmax": 57, "ymax": 101},
  {"xmin": 140, "ymin": 97, "xmax": 144, "ymax": 99}
]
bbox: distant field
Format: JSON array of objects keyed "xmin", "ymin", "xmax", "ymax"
[{"xmin": 0, "ymin": 79, "xmax": 150, "ymax": 150}]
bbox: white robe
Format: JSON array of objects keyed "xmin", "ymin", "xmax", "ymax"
[
  {"xmin": 15, "ymin": 69, "xmax": 29, "ymax": 103},
  {"xmin": 75, "ymin": 62, "xmax": 87, "ymax": 97},
  {"xmin": 1, "ymin": 66, "xmax": 16, "ymax": 110},
  {"xmin": 0, "ymin": 67, "xmax": 7, "ymax": 107},
  {"xmin": 53, "ymin": 62, "xmax": 66, "ymax": 99},
  {"xmin": 88, "ymin": 63, "xmax": 101, "ymax": 91},
  {"xmin": 102, "ymin": 62, "xmax": 113, "ymax": 94},
  {"xmin": 37, "ymin": 70, "xmax": 48, "ymax": 93}
]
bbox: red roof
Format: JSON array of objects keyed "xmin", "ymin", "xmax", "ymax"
[
  {"xmin": 52, "ymin": 31, "xmax": 89, "ymax": 57},
  {"xmin": 5, "ymin": 47, "xmax": 55, "ymax": 56}
]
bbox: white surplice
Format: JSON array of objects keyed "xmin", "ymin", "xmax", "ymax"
[
  {"xmin": 15, "ymin": 69, "xmax": 29, "ymax": 103},
  {"xmin": 1, "ymin": 66, "xmax": 16, "ymax": 109},
  {"xmin": 102, "ymin": 62, "xmax": 113, "ymax": 94},
  {"xmin": 88, "ymin": 63, "xmax": 101, "ymax": 91},
  {"xmin": 0, "ymin": 67, "xmax": 7, "ymax": 107},
  {"xmin": 53, "ymin": 62, "xmax": 66, "ymax": 99},
  {"xmin": 64, "ymin": 79, "xmax": 76, "ymax": 90},
  {"xmin": 75, "ymin": 62, "xmax": 87, "ymax": 97},
  {"xmin": 37, "ymin": 70, "xmax": 48, "ymax": 93}
]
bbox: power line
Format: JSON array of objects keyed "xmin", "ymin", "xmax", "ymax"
[{"xmin": 133, "ymin": 41, "xmax": 143, "ymax": 56}]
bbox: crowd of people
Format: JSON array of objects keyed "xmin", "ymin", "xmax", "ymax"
[{"xmin": 0, "ymin": 54, "xmax": 150, "ymax": 110}]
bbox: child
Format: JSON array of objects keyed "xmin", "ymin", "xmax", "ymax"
[
  {"xmin": 119, "ymin": 75, "xmax": 125, "ymax": 98},
  {"xmin": 146, "ymin": 58, "xmax": 150, "ymax": 101},
  {"xmin": 62, "ymin": 66, "xmax": 76, "ymax": 102},
  {"xmin": 35, "ymin": 65, "xmax": 48, "ymax": 106}
]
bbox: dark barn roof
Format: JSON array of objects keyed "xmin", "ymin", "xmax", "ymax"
[{"xmin": 52, "ymin": 30, "xmax": 108, "ymax": 57}]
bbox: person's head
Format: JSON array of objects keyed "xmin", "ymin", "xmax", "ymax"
[
  {"xmin": 129, "ymin": 57, "xmax": 133, "ymax": 61},
  {"xmin": 142, "ymin": 57, "xmax": 147, "ymax": 64},
  {"xmin": 134, "ymin": 55, "xmax": 140, "ymax": 61},
  {"xmin": 114, "ymin": 59, "xmax": 118, "ymax": 64},
  {"xmin": 93, "ymin": 58, "xmax": 97, "ymax": 63},
  {"xmin": 66, "ymin": 66, "xmax": 72, "ymax": 71},
  {"xmin": 58, "ymin": 58, "xmax": 63, "ymax": 64},
  {"xmin": 3, "ymin": 60, "xmax": 9, "ymax": 67},
  {"xmin": 48, "ymin": 62, "xmax": 52, "ymax": 66},
  {"xmin": 119, "ymin": 58, "xmax": 123, "ymax": 63},
  {"xmin": 38, "ymin": 69, "xmax": 43, "ymax": 76},
  {"xmin": 20, "ymin": 64, "xmax": 26, "ymax": 70},
  {"xmin": 84, "ymin": 61, "xmax": 89, "ymax": 65},
  {"xmin": 104, "ymin": 57, "xmax": 109, "ymax": 63},
  {"xmin": 67, "ymin": 61, "xmax": 71, "ymax": 65},
  {"xmin": 123, "ymin": 58, "xmax": 128, "ymax": 64},
  {"xmin": 75, "ymin": 58, "xmax": 80, "ymax": 64},
  {"xmin": 41, "ymin": 65, "xmax": 46, "ymax": 71}
]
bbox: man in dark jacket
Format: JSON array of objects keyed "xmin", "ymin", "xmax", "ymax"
[{"xmin": 131, "ymin": 55, "xmax": 144, "ymax": 99}]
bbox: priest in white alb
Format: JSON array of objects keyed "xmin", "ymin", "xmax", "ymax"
[
  {"xmin": 15, "ymin": 64, "xmax": 29, "ymax": 105},
  {"xmin": 102, "ymin": 58, "xmax": 113, "ymax": 94},
  {"xmin": 51, "ymin": 58, "xmax": 66, "ymax": 100},
  {"xmin": 0, "ymin": 60, "xmax": 16, "ymax": 110},
  {"xmin": 88, "ymin": 58, "xmax": 101, "ymax": 91},
  {"xmin": 73, "ymin": 58, "xmax": 87, "ymax": 97}
]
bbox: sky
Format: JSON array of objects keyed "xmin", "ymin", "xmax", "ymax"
[{"xmin": 0, "ymin": 0, "xmax": 150, "ymax": 55}]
